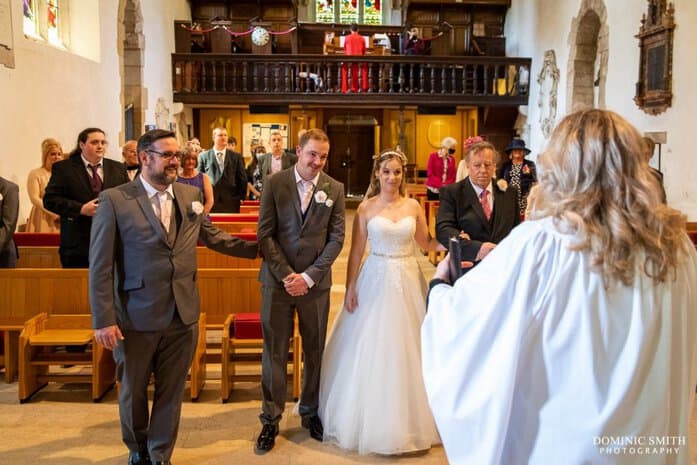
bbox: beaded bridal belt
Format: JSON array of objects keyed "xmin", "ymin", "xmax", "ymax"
[{"xmin": 370, "ymin": 251, "xmax": 412, "ymax": 259}]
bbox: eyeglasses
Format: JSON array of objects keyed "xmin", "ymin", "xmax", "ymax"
[{"xmin": 146, "ymin": 149, "xmax": 185, "ymax": 160}]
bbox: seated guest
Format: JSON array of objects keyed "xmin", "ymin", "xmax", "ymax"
[
  {"xmin": 44, "ymin": 127, "xmax": 129, "ymax": 268},
  {"xmin": 27, "ymin": 138, "xmax": 63, "ymax": 232},
  {"xmin": 0, "ymin": 175, "xmax": 19, "ymax": 268},
  {"xmin": 177, "ymin": 148, "xmax": 214, "ymax": 214},
  {"xmin": 258, "ymin": 130, "xmax": 297, "ymax": 185},
  {"xmin": 436, "ymin": 140, "xmax": 519, "ymax": 265},
  {"xmin": 122, "ymin": 140, "xmax": 139, "ymax": 181},
  {"xmin": 497, "ymin": 138, "xmax": 538, "ymax": 219},
  {"xmin": 423, "ymin": 109, "xmax": 697, "ymax": 465}
]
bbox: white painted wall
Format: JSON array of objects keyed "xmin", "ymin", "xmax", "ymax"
[
  {"xmin": 0, "ymin": 0, "xmax": 189, "ymax": 224},
  {"xmin": 506, "ymin": 0, "xmax": 697, "ymax": 219}
]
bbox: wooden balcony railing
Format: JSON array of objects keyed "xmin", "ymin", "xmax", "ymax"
[{"xmin": 172, "ymin": 54, "xmax": 532, "ymax": 106}]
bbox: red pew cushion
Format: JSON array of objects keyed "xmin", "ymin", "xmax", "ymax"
[{"xmin": 233, "ymin": 313, "xmax": 263, "ymax": 339}]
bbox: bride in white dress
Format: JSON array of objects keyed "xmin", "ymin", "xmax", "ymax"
[{"xmin": 319, "ymin": 149, "xmax": 444, "ymax": 455}]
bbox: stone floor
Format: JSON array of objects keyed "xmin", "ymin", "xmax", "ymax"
[{"xmin": 1, "ymin": 210, "xmax": 696, "ymax": 464}]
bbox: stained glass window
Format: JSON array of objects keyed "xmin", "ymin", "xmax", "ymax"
[
  {"xmin": 316, "ymin": 0, "xmax": 334, "ymax": 23},
  {"xmin": 23, "ymin": 0, "xmax": 40, "ymax": 38},
  {"xmin": 339, "ymin": 0, "xmax": 358, "ymax": 24},
  {"xmin": 315, "ymin": 0, "xmax": 382, "ymax": 25},
  {"xmin": 364, "ymin": 0, "xmax": 381, "ymax": 25},
  {"xmin": 47, "ymin": 0, "xmax": 63, "ymax": 47}
]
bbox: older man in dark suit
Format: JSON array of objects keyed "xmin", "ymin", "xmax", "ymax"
[
  {"xmin": 255, "ymin": 128, "xmax": 345, "ymax": 453},
  {"xmin": 197, "ymin": 127, "xmax": 247, "ymax": 213},
  {"xmin": 0, "ymin": 176, "xmax": 19, "ymax": 268},
  {"xmin": 89, "ymin": 130, "xmax": 258, "ymax": 465},
  {"xmin": 44, "ymin": 127, "xmax": 129, "ymax": 268},
  {"xmin": 436, "ymin": 140, "xmax": 520, "ymax": 266}
]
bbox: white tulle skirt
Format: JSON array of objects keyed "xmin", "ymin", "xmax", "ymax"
[{"xmin": 319, "ymin": 254, "xmax": 440, "ymax": 455}]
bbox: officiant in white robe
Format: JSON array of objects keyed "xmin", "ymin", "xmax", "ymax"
[{"xmin": 422, "ymin": 109, "xmax": 697, "ymax": 465}]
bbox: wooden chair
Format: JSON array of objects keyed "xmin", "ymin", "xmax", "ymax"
[
  {"xmin": 189, "ymin": 312, "xmax": 207, "ymax": 401},
  {"xmin": 18, "ymin": 313, "xmax": 115, "ymax": 403},
  {"xmin": 220, "ymin": 313, "xmax": 301, "ymax": 402},
  {"xmin": 425, "ymin": 200, "xmax": 446, "ymax": 264}
]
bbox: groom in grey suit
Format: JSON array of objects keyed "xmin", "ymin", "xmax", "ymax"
[
  {"xmin": 255, "ymin": 128, "xmax": 345, "ymax": 452},
  {"xmin": 89, "ymin": 130, "xmax": 258, "ymax": 465}
]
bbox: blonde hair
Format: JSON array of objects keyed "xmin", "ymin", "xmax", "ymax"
[
  {"xmin": 41, "ymin": 138, "xmax": 63, "ymax": 167},
  {"xmin": 365, "ymin": 149, "xmax": 408, "ymax": 198},
  {"xmin": 528, "ymin": 109, "xmax": 687, "ymax": 286}
]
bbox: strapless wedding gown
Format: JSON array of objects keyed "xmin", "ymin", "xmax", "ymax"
[{"xmin": 319, "ymin": 215, "xmax": 440, "ymax": 455}]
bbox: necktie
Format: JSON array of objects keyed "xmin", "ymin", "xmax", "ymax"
[
  {"xmin": 216, "ymin": 151, "xmax": 224, "ymax": 167},
  {"xmin": 88, "ymin": 164, "xmax": 103, "ymax": 193},
  {"xmin": 158, "ymin": 191, "xmax": 171, "ymax": 233},
  {"xmin": 300, "ymin": 180, "xmax": 314, "ymax": 214},
  {"xmin": 480, "ymin": 189, "xmax": 492, "ymax": 221}
]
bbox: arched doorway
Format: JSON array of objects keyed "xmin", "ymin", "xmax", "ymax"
[
  {"xmin": 567, "ymin": 0, "xmax": 609, "ymax": 112},
  {"xmin": 119, "ymin": 0, "xmax": 145, "ymax": 141}
]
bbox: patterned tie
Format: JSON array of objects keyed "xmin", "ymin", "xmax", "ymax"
[
  {"xmin": 480, "ymin": 189, "xmax": 492, "ymax": 221},
  {"xmin": 216, "ymin": 151, "xmax": 224, "ymax": 168},
  {"xmin": 88, "ymin": 164, "xmax": 103, "ymax": 193},
  {"xmin": 300, "ymin": 180, "xmax": 314, "ymax": 214}
]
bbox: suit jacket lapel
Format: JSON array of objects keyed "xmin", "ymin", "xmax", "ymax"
[
  {"xmin": 130, "ymin": 181, "xmax": 170, "ymax": 247},
  {"xmin": 491, "ymin": 186, "xmax": 506, "ymax": 235},
  {"xmin": 172, "ymin": 183, "xmax": 191, "ymax": 245}
]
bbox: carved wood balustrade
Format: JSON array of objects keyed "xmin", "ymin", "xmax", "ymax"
[{"xmin": 172, "ymin": 54, "xmax": 531, "ymax": 106}]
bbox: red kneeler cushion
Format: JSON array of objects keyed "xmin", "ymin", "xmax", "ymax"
[{"xmin": 233, "ymin": 313, "xmax": 263, "ymax": 339}]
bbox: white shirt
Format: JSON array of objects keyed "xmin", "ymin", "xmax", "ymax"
[
  {"xmin": 140, "ymin": 176, "xmax": 174, "ymax": 231},
  {"xmin": 271, "ymin": 153, "xmax": 283, "ymax": 175},
  {"xmin": 81, "ymin": 154, "xmax": 103, "ymax": 181},
  {"xmin": 293, "ymin": 167, "xmax": 321, "ymax": 288},
  {"xmin": 423, "ymin": 218, "xmax": 697, "ymax": 465}
]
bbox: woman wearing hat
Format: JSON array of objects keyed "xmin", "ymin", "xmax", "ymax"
[
  {"xmin": 498, "ymin": 138, "xmax": 537, "ymax": 219},
  {"xmin": 426, "ymin": 136, "xmax": 458, "ymax": 200}
]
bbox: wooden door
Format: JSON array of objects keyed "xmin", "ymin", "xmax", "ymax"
[{"xmin": 326, "ymin": 124, "xmax": 375, "ymax": 197}]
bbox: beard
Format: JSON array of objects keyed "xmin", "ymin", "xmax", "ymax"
[{"xmin": 149, "ymin": 166, "xmax": 178, "ymax": 186}]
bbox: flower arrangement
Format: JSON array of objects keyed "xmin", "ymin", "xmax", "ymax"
[
  {"xmin": 314, "ymin": 182, "xmax": 333, "ymax": 207},
  {"xmin": 496, "ymin": 179, "xmax": 508, "ymax": 192}
]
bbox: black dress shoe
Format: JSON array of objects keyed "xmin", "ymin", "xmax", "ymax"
[
  {"xmin": 152, "ymin": 462, "xmax": 171, "ymax": 465},
  {"xmin": 128, "ymin": 451, "xmax": 151, "ymax": 465},
  {"xmin": 301, "ymin": 415, "xmax": 323, "ymax": 441},
  {"xmin": 255, "ymin": 424, "xmax": 279, "ymax": 453}
]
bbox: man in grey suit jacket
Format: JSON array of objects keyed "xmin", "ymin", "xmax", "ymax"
[
  {"xmin": 258, "ymin": 129, "xmax": 298, "ymax": 185},
  {"xmin": 0, "ymin": 176, "xmax": 19, "ymax": 268},
  {"xmin": 197, "ymin": 127, "xmax": 247, "ymax": 213},
  {"xmin": 89, "ymin": 130, "xmax": 258, "ymax": 465},
  {"xmin": 255, "ymin": 128, "xmax": 345, "ymax": 453}
]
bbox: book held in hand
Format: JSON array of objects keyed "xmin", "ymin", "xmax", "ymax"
[{"xmin": 448, "ymin": 236, "xmax": 465, "ymax": 283}]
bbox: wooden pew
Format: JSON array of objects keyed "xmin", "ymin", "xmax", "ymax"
[
  {"xmin": 18, "ymin": 313, "xmax": 115, "ymax": 402},
  {"xmin": 14, "ymin": 232, "xmax": 261, "ymax": 269},
  {"xmin": 0, "ymin": 268, "xmax": 262, "ymax": 388},
  {"xmin": 210, "ymin": 213, "xmax": 259, "ymax": 234}
]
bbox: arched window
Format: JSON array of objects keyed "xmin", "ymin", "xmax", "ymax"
[{"xmin": 315, "ymin": 0, "xmax": 383, "ymax": 25}]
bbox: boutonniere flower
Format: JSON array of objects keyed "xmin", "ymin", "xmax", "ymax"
[
  {"xmin": 522, "ymin": 164, "xmax": 531, "ymax": 175},
  {"xmin": 189, "ymin": 201, "xmax": 204, "ymax": 216},
  {"xmin": 496, "ymin": 179, "xmax": 508, "ymax": 192},
  {"xmin": 314, "ymin": 182, "xmax": 334, "ymax": 207}
]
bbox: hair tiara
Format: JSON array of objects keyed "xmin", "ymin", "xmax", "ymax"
[{"xmin": 373, "ymin": 150, "xmax": 408, "ymax": 163}]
